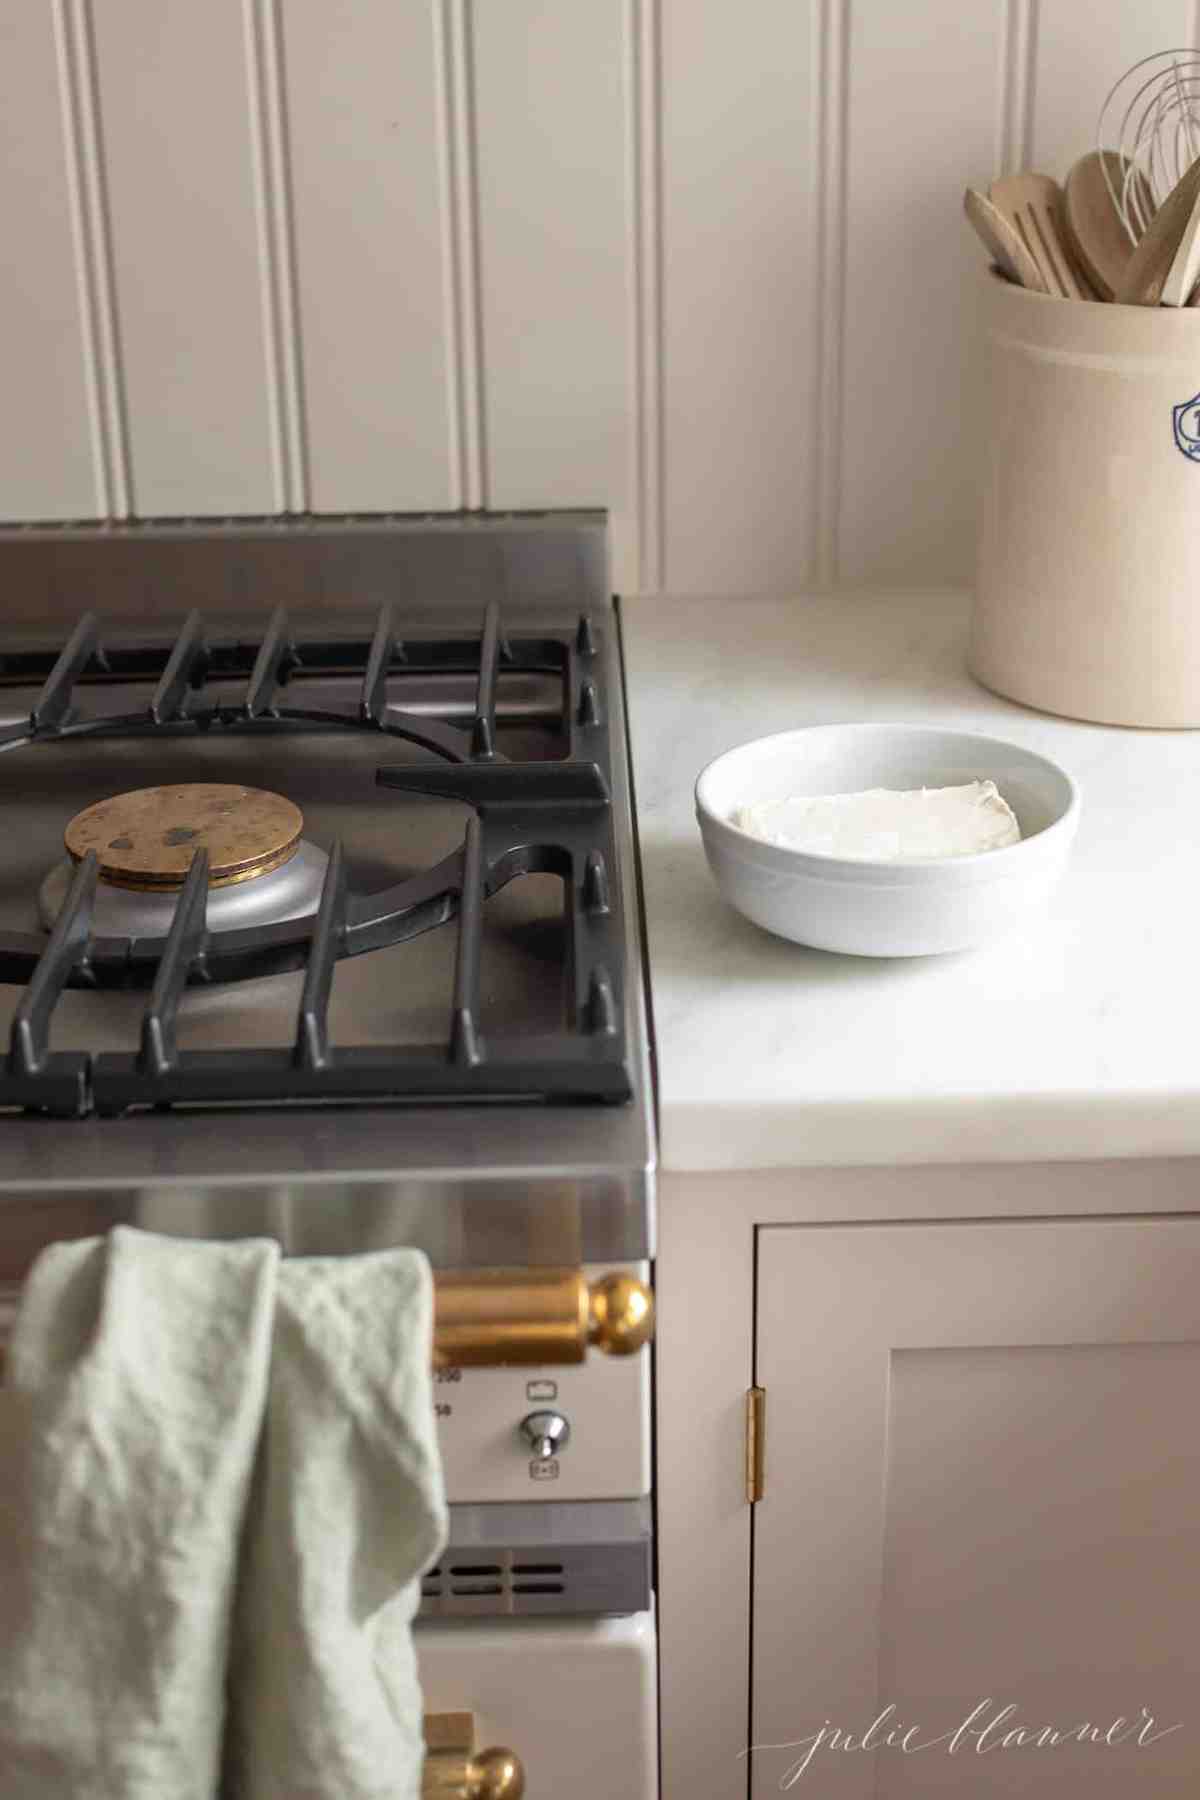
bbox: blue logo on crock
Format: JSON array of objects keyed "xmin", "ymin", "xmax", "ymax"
[{"xmin": 1173, "ymin": 393, "xmax": 1200, "ymax": 460}]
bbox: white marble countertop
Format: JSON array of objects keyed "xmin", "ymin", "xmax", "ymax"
[{"xmin": 622, "ymin": 589, "xmax": 1200, "ymax": 1173}]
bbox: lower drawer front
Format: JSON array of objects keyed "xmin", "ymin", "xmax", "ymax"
[{"xmin": 417, "ymin": 1608, "xmax": 657, "ymax": 1800}]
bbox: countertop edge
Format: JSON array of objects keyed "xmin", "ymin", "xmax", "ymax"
[{"xmin": 658, "ymin": 1090, "xmax": 1198, "ymax": 1174}]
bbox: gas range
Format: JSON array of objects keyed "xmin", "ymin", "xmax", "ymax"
[
  {"xmin": 0, "ymin": 517, "xmax": 656, "ymax": 1678},
  {"xmin": 0, "ymin": 514, "xmax": 653, "ymax": 1229}
]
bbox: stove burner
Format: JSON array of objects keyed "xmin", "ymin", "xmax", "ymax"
[
  {"xmin": 38, "ymin": 842, "xmax": 329, "ymax": 942},
  {"xmin": 39, "ymin": 783, "xmax": 325, "ymax": 942},
  {"xmin": 62, "ymin": 784, "xmax": 303, "ymax": 891}
]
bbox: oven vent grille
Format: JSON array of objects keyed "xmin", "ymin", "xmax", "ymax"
[
  {"xmin": 418, "ymin": 1543, "xmax": 646, "ymax": 1618},
  {"xmin": 420, "ymin": 1559, "xmax": 567, "ymax": 1602}
]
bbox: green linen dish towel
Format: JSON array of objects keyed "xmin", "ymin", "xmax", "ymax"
[{"xmin": 0, "ymin": 1226, "xmax": 447, "ymax": 1800}]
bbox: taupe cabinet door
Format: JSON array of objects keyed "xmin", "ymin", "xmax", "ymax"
[{"xmin": 751, "ymin": 1219, "xmax": 1200, "ymax": 1798}]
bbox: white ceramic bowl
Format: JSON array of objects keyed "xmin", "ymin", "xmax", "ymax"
[{"xmin": 695, "ymin": 723, "xmax": 1079, "ymax": 957}]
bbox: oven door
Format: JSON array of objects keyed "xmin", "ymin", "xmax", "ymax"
[{"xmin": 418, "ymin": 1607, "xmax": 657, "ymax": 1799}]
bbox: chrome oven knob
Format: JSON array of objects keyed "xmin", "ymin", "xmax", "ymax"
[{"xmin": 519, "ymin": 1409, "xmax": 571, "ymax": 1460}]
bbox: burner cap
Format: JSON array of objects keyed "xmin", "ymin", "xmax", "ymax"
[{"xmin": 64, "ymin": 784, "xmax": 303, "ymax": 891}]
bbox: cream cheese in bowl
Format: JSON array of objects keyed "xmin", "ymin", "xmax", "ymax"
[
  {"xmin": 695, "ymin": 724, "xmax": 1079, "ymax": 957},
  {"xmin": 734, "ymin": 781, "xmax": 1021, "ymax": 861}
]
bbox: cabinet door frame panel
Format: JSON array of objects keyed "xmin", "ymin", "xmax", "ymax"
[
  {"xmin": 751, "ymin": 1213, "xmax": 1200, "ymax": 1799},
  {"xmin": 656, "ymin": 1157, "xmax": 1200, "ymax": 1800}
]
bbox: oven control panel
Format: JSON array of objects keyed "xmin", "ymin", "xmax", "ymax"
[{"xmin": 434, "ymin": 1262, "xmax": 651, "ymax": 1503}]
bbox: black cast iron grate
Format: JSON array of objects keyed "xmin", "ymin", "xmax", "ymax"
[{"xmin": 0, "ymin": 601, "xmax": 631, "ymax": 1117}]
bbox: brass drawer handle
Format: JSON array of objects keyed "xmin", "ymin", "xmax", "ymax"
[{"xmin": 424, "ymin": 1711, "xmax": 525, "ymax": 1799}]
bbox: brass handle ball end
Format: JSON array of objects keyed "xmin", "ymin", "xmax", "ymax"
[
  {"xmin": 469, "ymin": 1746, "xmax": 525, "ymax": 1800},
  {"xmin": 587, "ymin": 1271, "xmax": 654, "ymax": 1355}
]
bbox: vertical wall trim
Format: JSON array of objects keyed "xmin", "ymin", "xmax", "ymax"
[
  {"xmin": 53, "ymin": 0, "xmax": 131, "ymax": 518},
  {"xmin": 434, "ymin": 1, "xmax": 487, "ymax": 511},
  {"xmin": 1023, "ymin": 0, "xmax": 1039, "ymax": 171},
  {"xmin": 454, "ymin": 0, "xmax": 488, "ymax": 509},
  {"xmin": 624, "ymin": 0, "xmax": 664, "ymax": 593},
  {"xmin": 998, "ymin": 0, "xmax": 1037, "ymax": 175},
  {"xmin": 812, "ymin": 0, "xmax": 848, "ymax": 588},
  {"xmin": 244, "ymin": 0, "xmax": 309, "ymax": 513},
  {"xmin": 433, "ymin": 1, "xmax": 468, "ymax": 509}
]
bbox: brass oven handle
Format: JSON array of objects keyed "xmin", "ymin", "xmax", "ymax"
[
  {"xmin": 0, "ymin": 1266, "xmax": 653, "ymax": 1373},
  {"xmin": 431, "ymin": 1267, "xmax": 653, "ymax": 1367},
  {"xmin": 424, "ymin": 1712, "xmax": 525, "ymax": 1799}
]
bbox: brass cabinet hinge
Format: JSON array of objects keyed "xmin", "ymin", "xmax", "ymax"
[{"xmin": 745, "ymin": 1386, "xmax": 766, "ymax": 1503}]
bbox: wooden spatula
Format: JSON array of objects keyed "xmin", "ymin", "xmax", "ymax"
[
  {"xmin": 1063, "ymin": 150, "xmax": 1150, "ymax": 300},
  {"xmin": 988, "ymin": 173, "xmax": 1093, "ymax": 299},
  {"xmin": 1115, "ymin": 153, "xmax": 1200, "ymax": 305},
  {"xmin": 963, "ymin": 187, "xmax": 1048, "ymax": 293}
]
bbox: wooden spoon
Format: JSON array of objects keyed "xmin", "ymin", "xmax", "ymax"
[
  {"xmin": 1115, "ymin": 153, "xmax": 1200, "ymax": 305},
  {"xmin": 988, "ymin": 173, "xmax": 1093, "ymax": 299},
  {"xmin": 1063, "ymin": 150, "xmax": 1150, "ymax": 300},
  {"xmin": 1160, "ymin": 180, "xmax": 1200, "ymax": 305},
  {"xmin": 963, "ymin": 187, "xmax": 1048, "ymax": 293}
]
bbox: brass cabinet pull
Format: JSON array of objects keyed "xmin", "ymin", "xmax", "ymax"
[{"xmin": 424, "ymin": 1711, "xmax": 525, "ymax": 1799}]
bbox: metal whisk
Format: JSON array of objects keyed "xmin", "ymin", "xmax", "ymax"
[{"xmin": 1097, "ymin": 49, "xmax": 1200, "ymax": 243}]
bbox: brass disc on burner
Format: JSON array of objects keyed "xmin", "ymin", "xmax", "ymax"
[{"xmin": 64, "ymin": 784, "xmax": 304, "ymax": 891}]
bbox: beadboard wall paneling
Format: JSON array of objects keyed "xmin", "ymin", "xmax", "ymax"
[
  {"xmin": 0, "ymin": 7, "xmax": 98, "ymax": 520},
  {"xmin": 659, "ymin": 0, "xmax": 820, "ymax": 597},
  {"xmin": 472, "ymin": 0, "xmax": 633, "ymax": 580},
  {"xmin": 90, "ymin": 0, "xmax": 276, "ymax": 516},
  {"xmin": 837, "ymin": 0, "xmax": 1007, "ymax": 588},
  {"xmin": 282, "ymin": 0, "xmax": 450, "ymax": 513},
  {"xmin": 2, "ymin": 4, "xmax": 1194, "ymax": 590}
]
